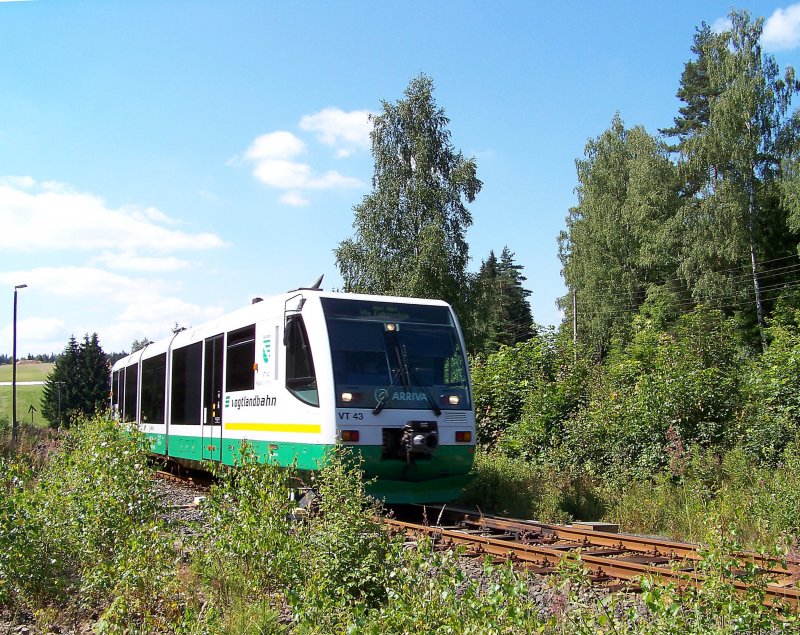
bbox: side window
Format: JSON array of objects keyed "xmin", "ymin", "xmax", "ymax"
[
  {"xmin": 226, "ymin": 325, "xmax": 255, "ymax": 392},
  {"xmin": 141, "ymin": 353, "xmax": 166, "ymax": 425},
  {"xmin": 123, "ymin": 363, "xmax": 138, "ymax": 423},
  {"xmin": 171, "ymin": 342, "xmax": 202, "ymax": 425},
  {"xmin": 111, "ymin": 370, "xmax": 120, "ymax": 416},
  {"xmin": 285, "ymin": 315, "xmax": 318, "ymax": 406}
]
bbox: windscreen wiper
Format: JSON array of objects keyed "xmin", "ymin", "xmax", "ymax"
[
  {"xmin": 372, "ymin": 365, "xmax": 402, "ymax": 415},
  {"xmin": 373, "ymin": 344, "xmax": 441, "ymax": 417},
  {"xmin": 405, "ymin": 363, "xmax": 442, "ymax": 417}
]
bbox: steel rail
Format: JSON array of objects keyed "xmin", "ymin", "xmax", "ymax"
[
  {"xmin": 430, "ymin": 506, "xmax": 800, "ymax": 577},
  {"xmin": 386, "ymin": 518, "xmax": 800, "ymax": 606}
]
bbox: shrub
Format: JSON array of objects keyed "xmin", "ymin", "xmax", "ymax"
[
  {"xmin": 0, "ymin": 415, "xmax": 182, "ymax": 631},
  {"xmin": 289, "ymin": 449, "xmax": 394, "ymax": 631},
  {"xmin": 191, "ymin": 445, "xmax": 303, "ymax": 607}
]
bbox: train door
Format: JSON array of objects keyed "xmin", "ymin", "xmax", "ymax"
[{"xmin": 202, "ymin": 334, "xmax": 223, "ymax": 461}]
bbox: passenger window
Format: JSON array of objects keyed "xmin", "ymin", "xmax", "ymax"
[
  {"xmin": 285, "ymin": 315, "xmax": 318, "ymax": 406},
  {"xmin": 226, "ymin": 325, "xmax": 256, "ymax": 392},
  {"xmin": 141, "ymin": 353, "xmax": 166, "ymax": 425},
  {"xmin": 171, "ymin": 342, "xmax": 202, "ymax": 425},
  {"xmin": 123, "ymin": 363, "xmax": 138, "ymax": 423}
]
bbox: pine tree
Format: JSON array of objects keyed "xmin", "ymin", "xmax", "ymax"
[
  {"xmin": 41, "ymin": 336, "xmax": 80, "ymax": 428},
  {"xmin": 661, "ymin": 24, "xmax": 715, "ymax": 150},
  {"xmin": 79, "ymin": 333, "xmax": 111, "ymax": 417},
  {"xmin": 472, "ymin": 247, "xmax": 534, "ymax": 353},
  {"xmin": 496, "ymin": 246, "xmax": 534, "ymax": 344},
  {"xmin": 41, "ymin": 333, "xmax": 110, "ymax": 428}
]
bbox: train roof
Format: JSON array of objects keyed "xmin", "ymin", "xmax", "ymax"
[{"xmin": 111, "ymin": 288, "xmax": 453, "ymax": 371}]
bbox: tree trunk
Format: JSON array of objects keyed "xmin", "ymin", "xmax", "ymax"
[{"xmin": 747, "ymin": 173, "xmax": 766, "ymax": 351}]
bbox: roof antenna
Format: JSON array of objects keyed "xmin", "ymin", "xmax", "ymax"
[
  {"xmin": 287, "ymin": 274, "xmax": 324, "ymax": 293},
  {"xmin": 309, "ymin": 274, "xmax": 324, "ymax": 290}
]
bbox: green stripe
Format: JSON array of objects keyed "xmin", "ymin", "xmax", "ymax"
[{"xmin": 143, "ymin": 431, "xmax": 474, "ymax": 503}]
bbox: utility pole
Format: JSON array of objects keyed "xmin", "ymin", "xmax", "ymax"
[{"xmin": 12, "ymin": 283, "xmax": 28, "ymax": 443}]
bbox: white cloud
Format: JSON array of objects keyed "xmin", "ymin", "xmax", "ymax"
[
  {"xmin": 0, "ymin": 317, "xmax": 64, "ymax": 350},
  {"xmin": 241, "ymin": 109, "xmax": 370, "ymax": 205},
  {"xmin": 307, "ymin": 170, "xmax": 362, "ymax": 189},
  {"xmin": 711, "ymin": 17, "xmax": 732, "ymax": 34},
  {"xmin": 253, "ymin": 159, "xmax": 314, "ymax": 189},
  {"xmin": 0, "ymin": 175, "xmax": 35, "ymax": 189},
  {"xmin": 763, "ymin": 4, "xmax": 800, "ymax": 50},
  {"xmin": 0, "ymin": 267, "xmax": 167, "ymax": 305},
  {"xmin": 245, "ymin": 131, "xmax": 306, "ymax": 161},
  {"xmin": 91, "ymin": 251, "xmax": 192, "ymax": 272},
  {"xmin": 0, "ymin": 179, "xmax": 227, "ymax": 253},
  {"xmin": 115, "ymin": 296, "xmax": 223, "ymax": 324},
  {"xmin": 0, "ymin": 176, "xmax": 233, "ymax": 354},
  {"xmin": 299, "ymin": 108, "xmax": 373, "ymax": 152},
  {"xmin": 280, "ymin": 191, "xmax": 310, "ymax": 207},
  {"xmin": 251, "ymin": 159, "xmax": 362, "ymax": 191},
  {"xmin": 0, "ymin": 266, "xmax": 227, "ymax": 353}
]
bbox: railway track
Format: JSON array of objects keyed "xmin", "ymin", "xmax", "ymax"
[
  {"xmin": 387, "ymin": 505, "xmax": 800, "ymax": 607},
  {"xmin": 150, "ymin": 470, "xmax": 800, "ymax": 607}
]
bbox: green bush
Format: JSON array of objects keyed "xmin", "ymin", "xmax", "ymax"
[
  {"xmin": 471, "ymin": 329, "xmax": 588, "ymax": 453},
  {"xmin": 738, "ymin": 322, "xmax": 800, "ymax": 463},
  {"xmin": 553, "ymin": 308, "xmax": 742, "ymax": 479},
  {"xmin": 289, "ymin": 450, "xmax": 394, "ymax": 631},
  {"xmin": 191, "ymin": 445, "xmax": 304, "ymax": 607},
  {"xmin": 357, "ymin": 542, "xmax": 542, "ymax": 634},
  {"xmin": 0, "ymin": 415, "xmax": 182, "ymax": 631}
]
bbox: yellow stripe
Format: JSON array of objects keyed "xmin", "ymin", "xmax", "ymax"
[{"xmin": 224, "ymin": 422, "xmax": 321, "ymax": 434}]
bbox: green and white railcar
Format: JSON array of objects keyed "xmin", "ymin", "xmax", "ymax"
[{"xmin": 110, "ymin": 288, "xmax": 475, "ymax": 503}]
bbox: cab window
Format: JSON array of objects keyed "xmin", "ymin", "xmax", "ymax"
[{"xmin": 285, "ymin": 315, "xmax": 318, "ymax": 406}]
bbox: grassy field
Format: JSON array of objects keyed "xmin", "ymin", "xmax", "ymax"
[{"xmin": 0, "ymin": 362, "xmax": 53, "ymax": 427}]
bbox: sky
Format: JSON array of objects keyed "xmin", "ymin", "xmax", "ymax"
[{"xmin": 2, "ymin": 0, "xmax": 800, "ymax": 357}]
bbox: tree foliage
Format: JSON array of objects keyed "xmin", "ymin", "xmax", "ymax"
[
  {"xmin": 560, "ymin": 12, "xmax": 800, "ymax": 355},
  {"xmin": 472, "ymin": 246, "xmax": 534, "ymax": 353},
  {"xmin": 41, "ymin": 334, "xmax": 110, "ymax": 429},
  {"xmin": 558, "ymin": 115, "xmax": 681, "ymax": 354},
  {"xmin": 670, "ymin": 11, "xmax": 800, "ymax": 344},
  {"xmin": 335, "ymin": 73, "xmax": 481, "ymax": 321}
]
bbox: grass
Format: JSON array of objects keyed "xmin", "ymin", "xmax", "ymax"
[{"xmin": 0, "ymin": 362, "xmax": 53, "ymax": 427}]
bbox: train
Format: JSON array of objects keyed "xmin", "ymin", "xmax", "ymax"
[{"xmin": 110, "ymin": 283, "xmax": 476, "ymax": 503}]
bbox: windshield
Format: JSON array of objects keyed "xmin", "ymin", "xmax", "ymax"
[{"xmin": 321, "ymin": 298, "xmax": 471, "ymax": 411}]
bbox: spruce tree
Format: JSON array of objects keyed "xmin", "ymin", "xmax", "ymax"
[
  {"xmin": 496, "ymin": 246, "xmax": 534, "ymax": 345},
  {"xmin": 41, "ymin": 336, "xmax": 80, "ymax": 428},
  {"xmin": 41, "ymin": 333, "xmax": 110, "ymax": 428},
  {"xmin": 472, "ymin": 247, "xmax": 534, "ymax": 353},
  {"xmin": 79, "ymin": 333, "xmax": 111, "ymax": 417}
]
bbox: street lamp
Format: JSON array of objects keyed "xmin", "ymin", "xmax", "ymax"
[{"xmin": 12, "ymin": 283, "xmax": 27, "ymax": 444}]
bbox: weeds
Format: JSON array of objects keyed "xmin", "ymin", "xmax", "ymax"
[
  {"xmin": 0, "ymin": 415, "xmax": 181, "ymax": 632},
  {"xmin": 2, "ymin": 416, "xmax": 799, "ymax": 633}
]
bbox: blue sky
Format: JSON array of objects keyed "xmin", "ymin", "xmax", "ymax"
[{"xmin": 2, "ymin": 0, "xmax": 800, "ymax": 355}]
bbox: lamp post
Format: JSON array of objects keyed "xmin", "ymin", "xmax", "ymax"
[{"xmin": 12, "ymin": 283, "xmax": 27, "ymax": 443}]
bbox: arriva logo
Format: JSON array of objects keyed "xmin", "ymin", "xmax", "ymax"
[{"xmin": 373, "ymin": 388, "xmax": 428, "ymax": 402}]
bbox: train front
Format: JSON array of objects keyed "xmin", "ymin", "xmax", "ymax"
[{"xmin": 320, "ymin": 296, "xmax": 475, "ymax": 503}]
